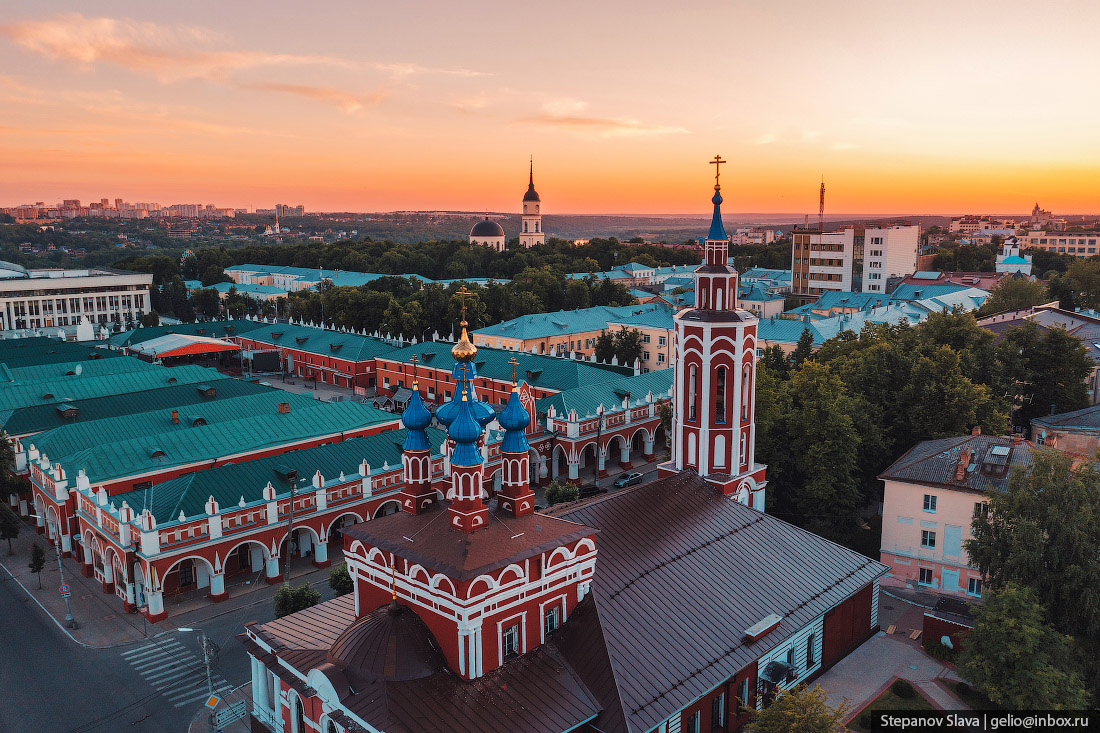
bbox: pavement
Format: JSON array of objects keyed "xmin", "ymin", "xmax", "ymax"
[{"xmin": 816, "ymin": 588, "xmax": 971, "ymax": 722}]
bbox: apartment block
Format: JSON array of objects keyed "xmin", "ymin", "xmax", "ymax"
[
  {"xmin": 790, "ymin": 228, "xmax": 855, "ymax": 298},
  {"xmin": 0, "ymin": 264, "xmax": 152, "ymax": 330},
  {"xmin": 862, "ymin": 225, "xmax": 919, "ymax": 293}
]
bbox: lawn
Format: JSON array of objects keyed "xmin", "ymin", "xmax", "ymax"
[
  {"xmin": 937, "ymin": 679, "xmax": 999, "ymax": 710},
  {"xmin": 846, "ymin": 680, "xmax": 935, "ymax": 732}
]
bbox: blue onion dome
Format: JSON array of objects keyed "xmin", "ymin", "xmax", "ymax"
[
  {"xmin": 708, "ymin": 184, "xmax": 727, "ymax": 241},
  {"xmin": 448, "ymin": 390, "xmax": 484, "ymax": 466},
  {"xmin": 401, "ymin": 385, "xmax": 432, "ymax": 452},
  {"xmin": 499, "ymin": 388, "xmax": 531, "ymax": 454}
]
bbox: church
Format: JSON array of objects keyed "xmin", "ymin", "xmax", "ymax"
[
  {"xmin": 243, "ymin": 159, "xmax": 887, "ymax": 733},
  {"xmin": 468, "ymin": 159, "xmax": 546, "ymax": 250}
]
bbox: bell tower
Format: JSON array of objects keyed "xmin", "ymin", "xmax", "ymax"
[
  {"xmin": 660, "ymin": 155, "xmax": 767, "ymax": 509},
  {"xmin": 519, "ymin": 156, "xmax": 545, "ymax": 248}
]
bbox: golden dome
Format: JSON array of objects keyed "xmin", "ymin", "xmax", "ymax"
[{"xmin": 451, "ymin": 320, "xmax": 477, "ymax": 362}]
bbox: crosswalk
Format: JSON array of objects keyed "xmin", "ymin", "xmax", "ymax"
[{"xmin": 120, "ymin": 638, "xmax": 232, "ymax": 708}]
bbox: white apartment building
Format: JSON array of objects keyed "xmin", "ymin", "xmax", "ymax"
[
  {"xmin": 0, "ymin": 263, "xmax": 152, "ymax": 330},
  {"xmin": 791, "ymin": 228, "xmax": 855, "ymax": 297},
  {"xmin": 862, "ymin": 225, "xmax": 920, "ymax": 293}
]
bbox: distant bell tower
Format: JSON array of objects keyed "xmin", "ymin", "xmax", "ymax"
[
  {"xmin": 659, "ymin": 155, "xmax": 768, "ymax": 509},
  {"xmin": 519, "ymin": 156, "xmax": 545, "ymax": 248}
]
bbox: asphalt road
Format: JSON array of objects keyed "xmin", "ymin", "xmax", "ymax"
[{"xmin": 0, "ymin": 565, "xmax": 336, "ymax": 732}]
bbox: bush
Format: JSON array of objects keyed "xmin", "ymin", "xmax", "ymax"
[
  {"xmin": 545, "ymin": 481, "xmax": 579, "ymax": 506},
  {"xmin": 328, "ymin": 563, "xmax": 353, "ymax": 596},
  {"xmin": 956, "ymin": 682, "xmax": 971, "ymax": 696},
  {"xmin": 924, "ymin": 638, "xmax": 959, "ymax": 663},
  {"xmin": 891, "ymin": 679, "xmax": 915, "ymax": 699},
  {"xmin": 274, "ymin": 581, "xmax": 322, "ymax": 618}
]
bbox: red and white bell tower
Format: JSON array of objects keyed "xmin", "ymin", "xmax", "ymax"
[{"xmin": 659, "ymin": 155, "xmax": 767, "ymax": 509}]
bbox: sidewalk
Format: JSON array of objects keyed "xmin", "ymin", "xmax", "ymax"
[{"xmin": 0, "ymin": 523, "xmax": 337, "ymax": 649}]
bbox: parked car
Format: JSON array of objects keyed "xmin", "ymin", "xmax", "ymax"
[{"xmin": 614, "ymin": 471, "xmax": 644, "ymax": 488}]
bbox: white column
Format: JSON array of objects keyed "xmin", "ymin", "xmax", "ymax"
[
  {"xmin": 314, "ymin": 541, "xmax": 328, "ymax": 565},
  {"xmin": 251, "ymin": 656, "xmax": 271, "ymax": 715},
  {"xmin": 620, "ymin": 443, "xmax": 630, "ymax": 465},
  {"xmin": 60, "ymin": 531, "xmax": 72, "ymax": 555},
  {"xmin": 124, "ymin": 581, "xmax": 136, "ymax": 607},
  {"xmin": 644, "ymin": 434, "xmax": 655, "ymax": 455},
  {"xmin": 596, "ymin": 449, "xmax": 605, "ymax": 474},
  {"xmin": 210, "ymin": 572, "xmax": 225, "ymax": 597},
  {"xmin": 102, "ymin": 561, "xmax": 114, "ymax": 586},
  {"xmin": 265, "ymin": 557, "xmax": 281, "ymax": 581},
  {"xmin": 81, "ymin": 540, "xmax": 92, "ymax": 565},
  {"xmin": 35, "ymin": 509, "xmax": 45, "ymax": 529},
  {"xmin": 146, "ymin": 589, "xmax": 164, "ymax": 617},
  {"xmin": 567, "ymin": 460, "xmax": 579, "ymax": 481}
]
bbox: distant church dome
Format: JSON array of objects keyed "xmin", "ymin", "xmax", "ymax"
[
  {"xmin": 523, "ymin": 183, "xmax": 540, "ymax": 203},
  {"xmin": 470, "ymin": 218, "xmax": 505, "ymax": 238}
]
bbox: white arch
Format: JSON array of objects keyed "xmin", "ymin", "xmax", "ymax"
[
  {"xmin": 407, "ymin": 564, "xmax": 431, "ymax": 585},
  {"xmin": 629, "ymin": 427, "xmax": 652, "ymax": 446},
  {"xmin": 429, "ymin": 574, "xmax": 456, "ymax": 595},
  {"xmin": 574, "ymin": 537, "xmax": 596, "ymax": 556},
  {"xmin": 373, "ymin": 500, "xmax": 401, "ymax": 519},
  {"xmin": 467, "ymin": 574, "xmax": 497, "ymax": 598},
  {"xmin": 278, "ymin": 524, "xmax": 323, "ymax": 553},
  {"xmin": 159, "ymin": 554, "xmax": 216, "ymax": 591},
  {"xmin": 225, "ymin": 538, "xmax": 271, "ymax": 564},
  {"xmin": 325, "ymin": 511, "xmax": 364, "ymax": 542},
  {"xmin": 546, "ymin": 546, "xmax": 571, "ymax": 568},
  {"xmin": 497, "ymin": 564, "xmax": 525, "ymax": 585},
  {"xmin": 366, "ymin": 547, "xmax": 388, "ymax": 567}
]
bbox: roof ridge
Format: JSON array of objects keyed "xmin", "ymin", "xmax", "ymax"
[{"xmin": 879, "ymin": 434, "xmax": 972, "ymax": 478}]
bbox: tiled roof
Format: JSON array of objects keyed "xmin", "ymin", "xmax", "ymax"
[
  {"xmin": 536, "ymin": 369, "xmax": 673, "ymax": 419},
  {"xmin": 606, "ymin": 307, "xmax": 675, "ymax": 330},
  {"xmin": 53, "ymin": 399, "xmax": 398, "ymax": 484},
  {"xmin": 1032, "ymin": 404, "xmax": 1100, "ymax": 432},
  {"xmin": 249, "ymin": 595, "xmax": 602, "ymax": 733},
  {"xmin": 113, "ymin": 427, "xmax": 444, "ymax": 523},
  {"xmin": 878, "ymin": 434, "xmax": 1032, "ymax": 494},
  {"xmin": 757, "ymin": 318, "xmax": 824, "ymax": 346},
  {"xmin": 240, "ymin": 323, "xmax": 399, "ymax": 362},
  {"xmin": 0, "ymin": 378, "xmax": 273, "ymax": 437},
  {"xmin": 548, "ymin": 471, "xmax": 887, "ymax": 733},
  {"xmin": 0, "ymin": 364, "xmax": 231, "ymax": 412},
  {"xmin": 473, "ymin": 304, "xmax": 662, "ymax": 341},
  {"xmin": 29, "ymin": 391, "xmax": 320, "ymax": 462},
  {"xmin": 109, "ymin": 320, "xmax": 266, "ymax": 348},
  {"xmin": 381, "ymin": 342, "xmax": 631, "ymax": 390}
]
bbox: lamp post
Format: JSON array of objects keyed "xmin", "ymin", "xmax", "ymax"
[
  {"xmin": 29, "ymin": 513, "xmax": 76, "ymax": 628},
  {"xmin": 594, "ymin": 404, "xmax": 605, "ymax": 491},
  {"xmin": 178, "ymin": 627, "xmax": 218, "ymax": 732}
]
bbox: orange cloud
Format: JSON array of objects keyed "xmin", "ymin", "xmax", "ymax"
[
  {"xmin": 521, "ymin": 99, "xmax": 686, "ymax": 137},
  {"xmin": 236, "ymin": 82, "xmax": 389, "ymax": 112}
]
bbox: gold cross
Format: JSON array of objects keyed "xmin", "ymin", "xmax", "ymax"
[
  {"xmin": 410, "ymin": 354, "xmax": 419, "ymax": 386},
  {"xmin": 710, "ymin": 154, "xmax": 726, "ymax": 186},
  {"xmin": 509, "ymin": 356, "xmax": 519, "ymax": 386},
  {"xmin": 456, "ymin": 285, "xmax": 470, "ymax": 323}
]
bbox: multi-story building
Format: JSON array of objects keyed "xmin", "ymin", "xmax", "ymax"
[
  {"xmin": 1018, "ymin": 230, "xmax": 1099, "ymax": 257},
  {"xmin": 790, "ymin": 227, "xmax": 856, "ymax": 299},
  {"xmin": 239, "ymin": 168, "xmax": 886, "ymax": 732},
  {"xmin": 862, "ymin": 225, "xmax": 919, "ymax": 293},
  {"xmin": 0, "ymin": 264, "xmax": 152, "ymax": 330},
  {"xmin": 471, "ymin": 303, "xmax": 664, "ymax": 358},
  {"xmin": 879, "ymin": 430, "xmax": 1030, "ymax": 597},
  {"xmin": 606, "ymin": 307, "xmax": 675, "ymax": 371},
  {"xmin": 1031, "ymin": 404, "xmax": 1100, "ymax": 455}
]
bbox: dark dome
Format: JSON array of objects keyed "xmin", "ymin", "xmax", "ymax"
[
  {"xmin": 523, "ymin": 184, "xmax": 541, "ymax": 203},
  {"xmin": 327, "ymin": 602, "xmax": 445, "ymax": 684},
  {"xmin": 470, "ymin": 218, "xmax": 505, "ymax": 238}
]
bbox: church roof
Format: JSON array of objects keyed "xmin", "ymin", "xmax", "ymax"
[
  {"xmin": 546, "ymin": 470, "xmax": 887, "ymax": 733},
  {"xmin": 470, "ymin": 218, "xmax": 505, "ymax": 238}
]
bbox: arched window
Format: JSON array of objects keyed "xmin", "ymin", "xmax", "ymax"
[
  {"xmin": 714, "ymin": 435, "xmax": 726, "ymax": 468},
  {"xmin": 688, "ymin": 432, "xmax": 697, "ymax": 466},
  {"xmin": 326, "ymin": 719, "xmax": 339, "ymax": 733},
  {"xmin": 715, "ymin": 367, "xmax": 726, "ymax": 424},
  {"xmin": 740, "ymin": 432, "xmax": 747, "ymax": 466},
  {"xmin": 524, "ymin": 221, "xmax": 528, "ymax": 233},
  {"xmin": 535, "ymin": 221, "xmax": 540, "ymax": 233},
  {"xmin": 742, "ymin": 364, "xmax": 752, "ymax": 420},
  {"xmin": 291, "ymin": 692, "xmax": 306, "ymax": 733},
  {"xmin": 688, "ymin": 365, "xmax": 698, "ymax": 421}
]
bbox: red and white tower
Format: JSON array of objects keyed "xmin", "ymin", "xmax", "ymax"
[
  {"xmin": 660, "ymin": 155, "xmax": 767, "ymax": 509},
  {"xmin": 399, "ymin": 356, "xmax": 436, "ymax": 515}
]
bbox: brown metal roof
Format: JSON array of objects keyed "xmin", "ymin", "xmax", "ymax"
[
  {"xmin": 343, "ymin": 503, "xmax": 595, "ymax": 581},
  {"xmin": 550, "ymin": 470, "xmax": 887, "ymax": 733}
]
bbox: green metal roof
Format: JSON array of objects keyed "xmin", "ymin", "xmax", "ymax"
[
  {"xmin": 4, "ymin": 355, "xmax": 160, "ymax": 383},
  {"xmin": 472, "ymin": 304, "xmax": 662, "ymax": 342},
  {"xmin": 380, "ymin": 341, "xmax": 631, "ymax": 390},
  {"xmin": 109, "ymin": 319, "xmax": 267, "ymax": 348},
  {"xmin": 0, "ymin": 364, "xmax": 231, "ymax": 412},
  {"xmin": 535, "ymin": 369, "xmax": 673, "ymax": 418},
  {"xmin": 606, "ymin": 308, "xmax": 675, "ymax": 330},
  {"xmin": 0, "ymin": 337, "xmax": 123, "ymax": 368},
  {"xmin": 0, "ymin": 378, "xmax": 273, "ymax": 437},
  {"xmin": 28, "ymin": 391, "xmax": 321, "ymax": 459},
  {"xmin": 111, "ymin": 427, "xmax": 444, "ymax": 524},
  {"xmin": 241, "ymin": 322, "xmax": 400, "ymax": 362},
  {"xmin": 55, "ymin": 399, "xmax": 399, "ymax": 485}
]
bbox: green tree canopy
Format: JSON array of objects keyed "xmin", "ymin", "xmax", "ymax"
[
  {"xmin": 328, "ymin": 563, "xmax": 354, "ymax": 596},
  {"xmin": 744, "ymin": 684, "xmax": 850, "ymax": 733},
  {"xmin": 976, "ymin": 277, "xmax": 1048, "ymax": 317},
  {"xmin": 274, "ymin": 581, "xmax": 322, "ymax": 619}
]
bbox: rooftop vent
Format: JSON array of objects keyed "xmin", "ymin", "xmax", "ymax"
[
  {"xmin": 273, "ymin": 464, "xmax": 297, "ymax": 482},
  {"xmin": 196, "ymin": 384, "xmax": 217, "ymax": 397},
  {"xmin": 277, "ymin": 402, "xmax": 290, "ymax": 414},
  {"xmin": 744, "ymin": 614, "xmax": 783, "ymax": 642}
]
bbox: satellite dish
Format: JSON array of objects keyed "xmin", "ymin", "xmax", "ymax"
[{"xmin": 74, "ymin": 364, "xmax": 82, "ymax": 376}]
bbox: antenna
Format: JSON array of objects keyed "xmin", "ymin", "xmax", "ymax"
[{"xmin": 817, "ymin": 177, "xmax": 825, "ymax": 260}]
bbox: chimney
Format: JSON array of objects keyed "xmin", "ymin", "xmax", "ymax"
[
  {"xmin": 955, "ymin": 448, "xmax": 973, "ymax": 482},
  {"xmin": 277, "ymin": 402, "xmax": 290, "ymax": 414},
  {"xmin": 971, "ymin": 425, "xmax": 981, "ymax": 436},
  {"xmin": 171, "ymin": 409, "xmax": 179, "ymax": 425},
  {"xmin": 1011, "ymin": 434, "xmax": 1023, "ymax": 446}
]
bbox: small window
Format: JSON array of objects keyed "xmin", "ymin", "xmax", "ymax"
[
  {"xmin": 685, "ymin": 711, "xmax": 700, "ymax": 733},
  {"xmin": 806, "ymin": 633, "xmax": 815, "ymax": 666},
  {"xmin": 919, "ymin": 567, "xmax": 933, "ymax": 585},
  {"xmin": 543, "ymin": 606, "xmax": 560, "ymax": 637},
  {"xmin": 712, "ymin": 692, "xmax": 726, "ymax": 727},
  {"xmin": 502, "ymin": 623, "xmax": 520, "ymax": 660},
  {"xmin": 642, "ymin": 334, "xmax": 651, "ymax": 344},
  {"xmin": 921, "ymin": 530, "xmax": 936, "ymax": 548},
  {"xmin": 923, "ymin": 494, "xmax": 937, "ymax": 513},
  {"xmin": 967, "ymin": 577, "xmax": 983, "ymax": 596}
]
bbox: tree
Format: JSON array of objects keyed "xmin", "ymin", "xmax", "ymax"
[
  {"xmin": 744, "ymin": 684, "xmax": 850, "ymax": 733},
  {"xmin": 274, "ymin": 581, "xmax": 322, "ymax": 619},
  {"xmin": 545, "ymin": 481, "xmax": 579, "ymax": 506},
  {"xmin": 977, "ymin": 277, "xmax": 1048, "ymax": 317},
  {"xmin": 997, "ymin": 321, "xmax": 1092, "ymax": 426},
  {"xmin": 789, "ymin": 327, "xmax": 814, "ymax": 368},
  {"xmin": 29, "ymin": 542, "xmax": 45, "ymax": 588},
  {"xmin": 0, "ymin": 503, "xmax": 21, "ymax": 556},
  {"xmin": 328, "ymin": 563, "xmax": 354, "ymax": 596},
  {"xmin": 958, "ymin": 583, "xmax": 1090, "ymax": 709},
  {"xmin": 1066, "ymin": 258, "xmax": 1100, "ymax": 310},
  {"xmin": 761, "ymin": 344, "xmax": 789, "ymax": 379},
  {"xmin": 613, "ymin": 328, "xmax": 644, "ymax": 367},
  {"xmin": 140, "ymin": 311, "xmax": 160, "ymax": 327},
  {"xmin": 190, "ymin": 288, "xmax": 221, "ymax": 319},
  {"xmin": 594, "ymin": 332, "xmax": 617, "ymax": 363}
]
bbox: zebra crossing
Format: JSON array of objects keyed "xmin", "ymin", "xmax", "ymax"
[{"xmin": 120, "ymin": 638, "xmax": 232, "ymax": 708}]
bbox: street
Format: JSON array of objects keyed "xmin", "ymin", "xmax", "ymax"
[{"xmin": 0, "ymin": 556, "xmax": 337, "ymax": 733}]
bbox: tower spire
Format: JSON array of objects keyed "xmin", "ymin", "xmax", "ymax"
[
  {"xmin": 529, "ymin": 155, "xmax": 533, "ymax": 186},
  {"xmin": 707, "ymin": 154, "xmax": 728, "ymax": 242}
]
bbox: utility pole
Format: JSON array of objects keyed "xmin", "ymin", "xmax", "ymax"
[
  {"xmin": 54, "ymin": 539, "xmax": 77, "ymax": 629},
  {"xmin": 283, "ymin": 478, "xmax": 303, "ymax": 584}
]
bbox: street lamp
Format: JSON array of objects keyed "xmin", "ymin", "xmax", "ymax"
[
  {"xmin": 594, "ymin": 404, "xmax": 605, "ymax": 492},
  {"xmin": 28, "ymin": 513, "xmax": 76, "ymax": 629},
  {"xmin": 178, "ymin": 626, "xmax": 219, "ymax": 732}
]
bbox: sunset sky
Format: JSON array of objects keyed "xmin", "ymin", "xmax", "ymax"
[{"xmin": 2, "ymin": 1, "xmax": 1098, "ymax": 216}]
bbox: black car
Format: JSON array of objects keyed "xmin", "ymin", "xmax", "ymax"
[{"xmin": 614, "ymin": 471, "xmax": 644, "ymax": 488}]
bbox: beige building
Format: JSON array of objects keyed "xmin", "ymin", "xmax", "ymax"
[
  {"xmin": 1018, "ymin": 231, "xmax": 1099, "ymax": 257},
  {"xmin": 607, "ymin": 308, "xmax": 675, "ymax": 372},
  {"xmin": 790, "ymin": 228, "xmax": 855, "ymax": 299},
  {"xmin": 0, "ymin": 263, "xmax": 152, "ymax": 330}
]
